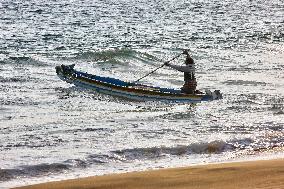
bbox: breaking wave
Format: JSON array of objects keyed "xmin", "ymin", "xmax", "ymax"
[
  {"xmin": 69, "ymin": 49, "xmax": 161, "ymax": 66},
  {"xmin": 0, "ymin": 154, "xmax": 120, "ymax": 182},
  {"xmin": 112, "ymin": 140, "xmax": 236, "ymax": 161},
  {"xmin": 5, "ymin": 137, "xmax": 283, "ymax": 183},
  {"xmin": 0, "ymin": 139, "xmax": 248, "ymax": 182},
  {"xmin": 0, "ymin": 163, "xmax": 70, "ymax": 182}
]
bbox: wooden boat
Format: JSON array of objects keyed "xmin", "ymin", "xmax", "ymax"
[{"xmin": 55, "ymin": 64, "xmax": 222, "ymax": 102}]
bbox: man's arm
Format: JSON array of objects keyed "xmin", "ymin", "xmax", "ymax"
[{"xmin": 165, "ymin": 63, "xmax": 195, "ymax": 73}]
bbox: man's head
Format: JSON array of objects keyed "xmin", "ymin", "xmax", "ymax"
[{"xmin": 182, "ymin": 49, "xmax": 190, "ymax": 56}]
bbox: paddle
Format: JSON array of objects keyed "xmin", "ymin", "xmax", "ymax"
[{"xmin": 132, "ymin": 53, "xmax": 183, "ymax": 84}]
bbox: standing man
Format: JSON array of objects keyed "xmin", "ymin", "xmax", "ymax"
[{"xmin": 164, "ymin": 50, "xmax": 197, "ymax": 94}]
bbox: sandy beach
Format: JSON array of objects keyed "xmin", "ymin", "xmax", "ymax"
[{"xmin": 14, "ymin": 158, "xmax": 284, "ymax": 189}]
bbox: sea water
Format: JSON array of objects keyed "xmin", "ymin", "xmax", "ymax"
[{"xmin": 0, "ymin": 0, "xmax": 284, "ymax": 188}]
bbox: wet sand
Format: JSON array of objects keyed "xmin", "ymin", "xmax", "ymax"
[{"xmin": 14, "ymin": 158, "xmax": 284, "ymax": 189}]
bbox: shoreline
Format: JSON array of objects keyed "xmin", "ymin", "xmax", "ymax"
[{"xmin": 13, "ymin": 158, "xmax": 284, "ymax": 189}]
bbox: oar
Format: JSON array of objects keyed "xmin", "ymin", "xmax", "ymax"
[{"xmin": 132, "ymin": 53, "xmax": 183, "ymax": 84}]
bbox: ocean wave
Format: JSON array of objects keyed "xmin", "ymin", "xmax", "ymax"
[
  {"xmin": 0, "ymin": 163, "xmax": 70, "ymax": 182},
  {"xmin": 64, "ymin": 127, "xmax": 114, "ymax": 135},
  {"xmin": 158, "ymin": 111, "xmax": 196, "ymax": 120},
  {"xmin": 8, "ymin": 56, "xmax": 30, "ymax": 61},
  {"xmin": 222, "ymin": 80, "xmax": 267, "ymax": 86},
  {"xmin": 0, "ymin": 135, "xmax": 65, "ymax": 150},
  {"xmin": 243, "ymin": 32, "xmax": 284, "ymax": 42},
  {"xmin": 73, "ymin": 49, "xmax": 135, "ymax": 61},
  {"xmin": 63, "ymin": 159, "xmax": 88, "ymax": 168},
  {"xmin": 42, "ymin": 33, "xmax": 63, "ymax": 41},
  {"xmin": 0, "ymin": 76, "xmax": 31, "ymax": 83},
  {"xmin": 112, "ymin": 140, "xmax": 236, "ymax": 161},
  {"xmin": 0, "ymin": 55, "xmax": 49, "ymax": 67},
  {"xmin": 181, "ymin": 31, "xmax": 283, "ymax": 46},
  {"xmin": 0, "ymin": 97, "xmax": 40, "ymax": 106},
  {"xmin": 0, "ymin": 156, "xmax": 112, "ymax": 182},
  {"xmin": 86, "ymin": 154, "xmax": 124, "ymax": 164},
  {"xmin": 69, "ymin": 49, "xmax": 160, "ymax": 65},
  {"xmin": 226, "ymin": 94, "xmax": 284, "ymax": 115},
  {"xmin": 0, "ymin": 138, "xmax": 255, "ymax": 182}
]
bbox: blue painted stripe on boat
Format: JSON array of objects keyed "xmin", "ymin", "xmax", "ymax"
[
  {"xmin": 76, "ymin": 71, "xmax": 130, "ymax": 87},
  {"xmin": 75, "ymin": 70, "xmax": 182, "ymax": 94}
]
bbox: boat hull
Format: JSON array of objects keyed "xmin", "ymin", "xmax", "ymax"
[{"xmin": 56, "ymin": 64, "xmax": 222, "ymax": 102}]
